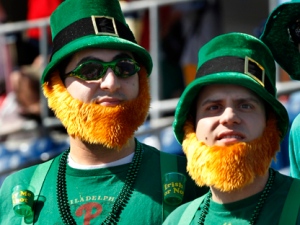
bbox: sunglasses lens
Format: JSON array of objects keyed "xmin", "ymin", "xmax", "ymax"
[
  {"xmin": 116, "ymin": 60, "xmax": 139, "ymax": 77},
  {"xmin": 79, "ymin": 62, "xmax": 104, "ymax": 80},
  {"xmin": 67, "ymin": 59, "xmax": 139, "ymax": 80}
]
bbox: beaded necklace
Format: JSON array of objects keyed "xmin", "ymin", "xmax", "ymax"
[
  {"xmin": 198, "ymin": 169, "xmax": 275, "ymax": 225},
  {"xmin": 56, "ymin": 140, "xmax": 143, "ymax": 225}
]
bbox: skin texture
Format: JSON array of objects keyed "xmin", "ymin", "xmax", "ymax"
[
  {"xmin": 195, "ymin": 84, "xmax": 266, "ymax": 146},
  {"xmin": 64, "ymin": 48, "xmax": 139, "ymax": 105},
  {"xmin": 182, "ymin": 84, "xmax": 282, "ymax": 203}
]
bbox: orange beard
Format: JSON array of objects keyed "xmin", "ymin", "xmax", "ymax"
[
  {"xmin": 182, "ymin": 113, "xmax": 281, "ymax": 192},
  {"xmin": 42, "ymin": 67, "xmax": 150, "ymax": 150}
]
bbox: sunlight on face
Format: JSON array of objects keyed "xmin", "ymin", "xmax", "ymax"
[
  {"xmin": 64, "ymin": 48, "xmax": 139, "ymax": 105},
  {"xmin": 195, "ymin": 84, "xmax": 266, "ymax": 146}
]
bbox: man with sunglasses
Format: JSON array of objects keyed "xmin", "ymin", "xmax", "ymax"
[{"xmin": 0, "ymin": 0, "xmax": 207, "ymax": 224}]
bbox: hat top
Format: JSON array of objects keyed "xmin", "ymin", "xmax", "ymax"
[{"xmin": 42, "ymin": 0, "xmax": 153, "ymax": 83}]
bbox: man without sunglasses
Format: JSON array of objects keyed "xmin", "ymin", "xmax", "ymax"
[
  {"xmin": 163, "ymin": 33, "xmax": 300, "ymax": 225},
  {"xmin": 0, "ymin": 0, "xmax": 207, "ymax": 224}
]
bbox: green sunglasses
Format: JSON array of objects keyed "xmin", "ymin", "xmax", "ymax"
[{"xmin": 64, "ymin": 58, "xmax": 140, "ymax": 81}]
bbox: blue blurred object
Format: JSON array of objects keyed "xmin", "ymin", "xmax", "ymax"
[
  {"xmin": 271, "ymin": 129, "xmax": 290, "ymax": 171},
  {"xmin": 137, "ymin": 121, "xmax": 183, "ymax": 155},
  {"xmin": 286, "ymin": 91, "xmax": 300, "ymax": 123},
  {"xmin": 0, "ymin": 135, "xmax": 69, "ymax": 186}
]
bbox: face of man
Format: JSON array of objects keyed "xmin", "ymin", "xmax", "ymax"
[
  {"xmin": 43, "ymin": 48, "xmax": 150, "ymax": 150},
  {"xmin": 64, "ymin": 48, "xmax": 140, "ymax": 105},
  {"xmin": 195, "ymin": 84, "xmax": 266, "ymax": 146},
  {"xmin": 182, "ymin": 84, "xmax": 280, "ymax": 192}
]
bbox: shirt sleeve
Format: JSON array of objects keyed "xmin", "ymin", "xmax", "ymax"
[{"xmin": 289, "ymin": 114, "xmax": 300, "ymax": 179}]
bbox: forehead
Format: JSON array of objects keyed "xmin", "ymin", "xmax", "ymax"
[
  {"xmin": 197, "ymin": 84, "xmax": 263, "ymax": 103},
  {"xmin": 71, "ymin": 48, "xmax": 134, "ymax": 61}
]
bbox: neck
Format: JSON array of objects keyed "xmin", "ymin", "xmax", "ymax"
[
  {"xmin": 68, "ymin": 136, "xmax": 136, "ymax": 165},
  {"xmin": 210, "ymin": 170, "xmax": 270, "ymax": 204}
]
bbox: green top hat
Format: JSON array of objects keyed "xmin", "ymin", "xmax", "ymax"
[
  {"xmin": 41, "ymin": 0, "xmax": 153, "ymax": 83},
  {"xmin": 173, "ymin": 32, "xmax": 289, "ymax": 144},
  {"xmin": 260, "ymin": 0, "xmax": 300, "ymax": 80}
]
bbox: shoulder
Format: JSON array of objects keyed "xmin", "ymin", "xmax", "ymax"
[
  {"xmin": 163, "ymin": 202, "xmax": 191, "ymax": 225},
  {"xmin": 1, "ymin": 164, "xmax": 39, "ymax": 190},
  {"xmin": 0, "ymin": 155, "xmax": 60, "ymax": 194},
  {"xmin": 273, "ymin": 170, "xmax": 294, "ymax": 185},
  {"xmin": 141, "ymin": 142, "xmax": 188, "ymax": 171},
  {"xmin": 163, "ymin": 194, "xmax": 208, "ymax": 225}
]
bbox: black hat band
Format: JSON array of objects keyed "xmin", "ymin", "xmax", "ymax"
[
  {"xmin": 51, "ymin": 16, "xmax": 137, "ymax": 58},
  {"xmin": 196, "ymin": 56, "xmax": 275, "ymax": 96}
]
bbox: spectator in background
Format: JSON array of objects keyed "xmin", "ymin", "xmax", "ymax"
[
  {"xmin": 160, "ymin": 0, "xmax": 222, "ymax": 99},
  {"xmin": 0, "ymin": 55, "xmax": 42, "ymax": 141},
  {"xmin": 11, "ymin": 64, "xmax": 41, "ymax": 120},
  {"xmin": 0, "ymin": 0, "xmax": 34, "ymax": 66},
  {"xmin": 177, "ymin": 0, "xmax": 222, "ymax": 86},
  {"xmin": 0, "ymin": 0, "xmax": 61, "ymax": 68}
]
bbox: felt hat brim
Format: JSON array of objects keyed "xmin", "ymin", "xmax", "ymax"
[{"xmin": 42, "ymin": 35, "xmax": 152, "ymax": 84}]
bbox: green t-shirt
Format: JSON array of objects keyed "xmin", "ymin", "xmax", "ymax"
[
  {"xmin": 0, "ymin": 142, "xmax": 207, "ymax": 225},
  {"xmin": 163, "ymin": 170, "xmax": 300, "ymax": 225}
]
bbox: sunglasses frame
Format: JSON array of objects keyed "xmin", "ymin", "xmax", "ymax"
[{"xmin": 64, "ymin": 58, "xmax": 140, "ymax": 81}]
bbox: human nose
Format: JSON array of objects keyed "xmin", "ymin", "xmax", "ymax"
[
  {"xmin": 100, "ymin": 68, "xmax": 121, "ymax": 92},
  {"xmin": 219, "ymin": 107, "xmax": 241, "ymax": 125}
]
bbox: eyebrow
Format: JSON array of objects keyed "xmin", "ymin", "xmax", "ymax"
[
  {"xmin": 76, "ymin": 53, "xmax": 133, "ymax": 66},
  {"xmin": 200, "ymin": 97, "xmax": 263, "ymax": 107}
]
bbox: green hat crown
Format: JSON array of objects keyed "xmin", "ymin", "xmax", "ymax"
[
  {"xmin": 260, "ymin": 0, "xmax": 300, "ymax": 79},
  {"xmin": 173, "ymin": 32, "xmax": 289, "ymax": 144},
  {"xmin": 42, "ymin": 0, "xmax": 153, "ymax": 83}
]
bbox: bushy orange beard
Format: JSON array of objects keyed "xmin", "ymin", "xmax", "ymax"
[
  {"xmin": 42, "ymin": 67, "xmax": 150, "ymax": 150},
  {"xmin": 182, "ymin": 113, "xmax": 281, "ymax": 192}
]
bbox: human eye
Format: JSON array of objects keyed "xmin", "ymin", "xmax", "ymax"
[
  {"xmin": 239, "ymin": 103, "xmax": 253, "ymax": 110},
  {"xmin": 206, "ymin": 104, "xmax": 221, "ymax": 111}
]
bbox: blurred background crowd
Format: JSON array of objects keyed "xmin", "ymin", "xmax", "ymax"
[{"xmin": 0, "ymin": 0, "xmax": 298, "ymax": 185}]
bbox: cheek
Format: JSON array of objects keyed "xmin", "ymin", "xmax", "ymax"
[
  {"xmin": 65, "ymin": 78, "xmax": 93, "ymax": 102},
  {"xmin": 131, "ymin": 83, "xmax": 139, "ymax": 99},
  {"xmin": 124, "ymin": 76, "xmax": 139, "ymax": 100},
  {"xmin": 195, "ymin": 119, "xmax": 213, "ymax": 143},
  {"xmin": 248, "ymin": 115, "xmax": 266, "ymax": 138}
]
